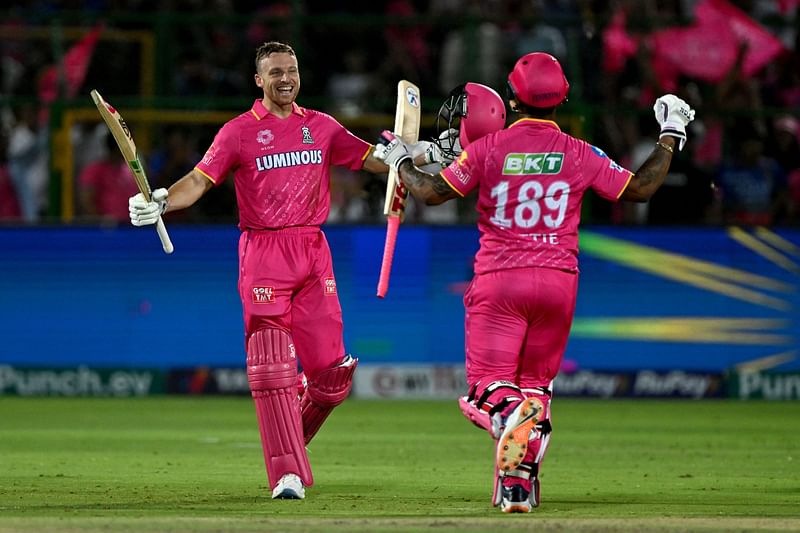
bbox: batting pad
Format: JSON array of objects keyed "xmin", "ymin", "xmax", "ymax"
[
  {"xmin": 301, "ymin": 355, "xmax": 357, "ymax": 444},
  {"xmin": 247, "ymin": 328, "xmax": 313, "ymax": 488}
]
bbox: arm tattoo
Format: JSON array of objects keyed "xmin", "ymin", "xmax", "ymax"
[
  {"xmin": 625, "ymin": 144, "xmax": 674, "ymax": 201},
  {"xmin": 636, "ymin": 148, "xmax": 673, "ymax": 189},
  {"xmin": 398, "ymin": 161, "xmax": 455, "ymax": 204}
]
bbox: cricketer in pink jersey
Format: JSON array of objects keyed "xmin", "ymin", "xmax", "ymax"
[
  {"xmin": 128, "ymin": 41, "xmax": 390, "ymax": 501},
  {"xmin": 376, "ymin": 52, "xmax": 696, "ymax": 513}
]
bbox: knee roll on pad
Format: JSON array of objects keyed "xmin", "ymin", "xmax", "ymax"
[
  {"xmin": 247, "ymin": 328, "xmax": 313, "ymax": 488},
  {"xmin": 301, "ymin": 355, "xmax": 357, "ymax": 444}
]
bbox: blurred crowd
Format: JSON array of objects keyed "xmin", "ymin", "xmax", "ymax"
[{"xmin": 0, "ymin": 0, "xmax": 798, "ymax": 226}]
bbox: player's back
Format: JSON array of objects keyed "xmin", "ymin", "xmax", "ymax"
[{"xmin": 463, "ymin": 118, "xmax": 631, "ymax": 274}]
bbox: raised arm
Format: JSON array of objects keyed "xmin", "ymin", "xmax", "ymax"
[
  {"xmin": 620, "ymin": 136, "xmax": 676, "ymax": 202},
  {"xmin": 621, "ymin": 94, "xmax": 695, "ymax": 203}
]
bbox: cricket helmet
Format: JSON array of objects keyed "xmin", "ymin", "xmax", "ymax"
[
  {"xmin": 507, "ymin": 52, "xmax": 569, "ymax": 109},
  {"xmin": 435, "ymin": 82, "xmax": 506, "ymax": 159}
]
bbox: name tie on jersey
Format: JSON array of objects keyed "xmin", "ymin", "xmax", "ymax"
[
  {"xmin": 255, "ymin": 149, "xmax": 323, "ymax": 171},
  {"xmin": 503, "ymin": 152, "xmax": 564, "ymax": 175}
]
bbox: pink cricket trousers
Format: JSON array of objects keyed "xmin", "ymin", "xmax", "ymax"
[
  {"xmin": 463, "ymin": 266, "xmax": 578, "ymax": 389},
  {"xmin": 238, "ymin": 227, "xmax": 344, "ymax": 379}
]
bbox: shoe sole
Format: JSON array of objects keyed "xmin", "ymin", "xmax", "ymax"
[
  {"xmin": 496, "ymin": 398, "xmax": 543, "ymax": 473},
  {"xmin": 272, "ymin": 489, "xmax": 303, "ymax": 500},
  {"xmin": 501, "ymin": 502, "xmax": 532, "ymax": 513}
]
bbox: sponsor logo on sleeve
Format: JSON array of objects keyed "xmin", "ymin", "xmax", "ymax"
[
  {"xmin": 201, "ymin": 144, "xmax": 218, "ymax": 166},
  {"xmin": 609, "ymin": 160, "xmax": 625, "ymax": 173},
  {"xmin": 590, "ymin": 145, "xmax": 607, "ymax": 158}
]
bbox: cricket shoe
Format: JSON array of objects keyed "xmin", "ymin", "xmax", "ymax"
[
  {"xmin": 271, "ymin": 473, "xmax": 305, "ymax": 499},
  {"xmin": 496, "ymin": 397, "xmax": 544, "ymax": 474},
  {"xmin": 500, "ymin": 476, "xmax": 540, "ymax": 513}
]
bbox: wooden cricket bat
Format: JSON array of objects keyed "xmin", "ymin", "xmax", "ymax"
[
  {"xmin": 377, "ymin": 80, "xmax": 421, "ymax": 298},
  {"xmin": 90, "ymin": 89, "xmax": 174, "ymax": 254}
]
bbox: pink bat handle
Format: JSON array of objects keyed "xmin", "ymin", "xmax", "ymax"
[{"xmin": 377, "ymin": 215, "xmax": 400, "ymax": 298}]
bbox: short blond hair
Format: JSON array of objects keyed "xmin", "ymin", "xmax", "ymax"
[{"xmin": 255, "ymin": 42, "xmax": 296, "ymax": 71}]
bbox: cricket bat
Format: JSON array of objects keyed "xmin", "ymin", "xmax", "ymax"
[
  {"xmin": 376, "ymin": 80, "xmax": 421, "ymax": 298},
  {"xmin": 90, "ymin": 89, "xmax": 174, "ymax": 254}
]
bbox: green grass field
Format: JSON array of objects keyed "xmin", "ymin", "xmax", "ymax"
[{"xmin": 1, "ymin": 397, "xmax": 798, "ymax": 532}]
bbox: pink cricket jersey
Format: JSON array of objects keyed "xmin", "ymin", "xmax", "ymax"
[
  {"xmin": 441, "ymin": 118, "xmax": 633, "ymax": 274},
  {"xmin": 195, "ymin": 99, "xmax": 371, "ymax": 229}
]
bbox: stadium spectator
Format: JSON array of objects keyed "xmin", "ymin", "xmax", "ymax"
[
  {"xmin": 127, "ymin": 41, "xmax": 391, "ymax": 502},
  {"xmin": 78, "ymin": 131, "xmax": 140, "ymax": 223},
  {"xmin": 0, "ymin": 131, "xmax": 21, "ymax": 219},
  {"xmin": 508, "ymin": 0, "xmax": 568, "ymax": 61},
  {"xmin": 712, "ymin": 127, "xmax": 788, "ymax": 226},
  {"xmin": 434, "ymin": 0, "xmax": 509, "ymax": 95},
  {"xmin": 7, "ymin": 104, "xmax": 48, "ymax": 223},
  {"xmin": 375, "ymin": 52, "xmax": 695, "ymax": 512}
]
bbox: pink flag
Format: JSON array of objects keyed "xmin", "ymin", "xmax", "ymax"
[
  {"xmin": 777, "ymin": 0, "xmax": 800, "ymax": 14},
  {"xmin": 38, "ymin": 25, "xmax": 103, "ymax": 105},
  {"xmin": 602, "ymin": 9, "xmax": 639, "ymax": 73},
  {"xmin": 650, "ymin": 0, "xmax": 786, "ymax": 89},
  {"xmin": 649, "ymin": 22, "xmax": 739, "ymax": 89},
  {"xmin": 695, "ymin": 0, "xmax": 786, "ymax": 76}
]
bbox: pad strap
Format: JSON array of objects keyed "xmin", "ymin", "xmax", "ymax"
[
  {"xmin": 461, "ymin": 380, "xmax": 525, "ymax": 437},
  {"xmin": 247, "ymin": 328, "xmax": 313, "ymax": 488},
  {"xmin": 301, "ymin": 355, "xmax": 357, "ymax": 444}
]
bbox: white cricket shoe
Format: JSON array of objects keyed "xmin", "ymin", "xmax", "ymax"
[
  {"xmin": 271, "ymin": 473, "xmax": 305, "ymax": 499},
  {"xmin": 496, "ymin": 397, "xmax": 544, "ymax": 474}
]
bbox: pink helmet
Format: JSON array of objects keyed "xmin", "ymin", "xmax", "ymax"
[
  {"xmin": 459, "ymin": 82, "xmax": 507, "ymax": 146},
  {"xmin": 507, "ymin": 52, "xmax": 569, "ymax": 109},
  {"xmin": 435, "ymin": 82, "xmax": 506, "ymax": 159}
]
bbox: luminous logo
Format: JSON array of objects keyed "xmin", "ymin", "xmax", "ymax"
[
  {"xmin": 255, "ymin": 149, "xmax": 323, "ymax": 171},
  {"xmin": 503, "ymin": 152, "xmax": 564, "ymax": 175}
]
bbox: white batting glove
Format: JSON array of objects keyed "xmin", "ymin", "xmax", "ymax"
[
  {"xmin": 653, "ymin": 94, "xmax": 696, "ymax": 151},
  {"xmin": 411, "ymin": 132, "xmax": 461, "ymax": 168},
  {"xmin": 129, "ymin": 188, "xmax": 168, "ymax": 227},
  {"xmin": 374, "ymin": 130, "xmax": 412, "ymax": 171}
]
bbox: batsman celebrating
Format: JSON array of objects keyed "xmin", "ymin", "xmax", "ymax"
[
  {"xmin": 375, "ymin": 52, "xmax": 695, "ymax": 513},
  {"xmin": 128, "ymin": 41, "xmax": 389, "ymax": 500}
]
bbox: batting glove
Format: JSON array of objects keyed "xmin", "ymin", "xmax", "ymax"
[
  {"xmin": 129, "ymin": 188, "xmax": 168, "ymax": 227},
  {"xmin": 374, "ymin": 130, "xmax": 412, "ymax": 171},
  {"xmin": 653, "ymin": 94, "xmax": 696, "ymax": 151}
]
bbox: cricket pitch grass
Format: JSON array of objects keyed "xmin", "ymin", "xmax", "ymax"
[{"xmin": 1, "ymin": 397, "xmax": 798, "ymax": 532}]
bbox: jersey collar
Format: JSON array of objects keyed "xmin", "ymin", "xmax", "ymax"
[
  {"xmin": 509, "ymin": 117, "xmax": 561, "ymax": 132},
  {"xmin": 250, "ymin": 99, "xmax": 306, "ymax": 120}
]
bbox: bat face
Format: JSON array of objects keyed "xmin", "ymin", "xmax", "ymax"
[
  {"xmin": 397, "ymin": 82, "xmax": 421, "ymax": 143},
  {"xmin": 384, "ymin": 80, "xmax": 421, "ymax": 218},
  {"xmin": 90, "ymin": 88, "xmax": 175, "ymax": 254}
]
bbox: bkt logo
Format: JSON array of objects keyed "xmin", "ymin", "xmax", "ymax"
[{"xmin": 503, "ymin": 152, "xmax": 564, "ymax": 175}]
